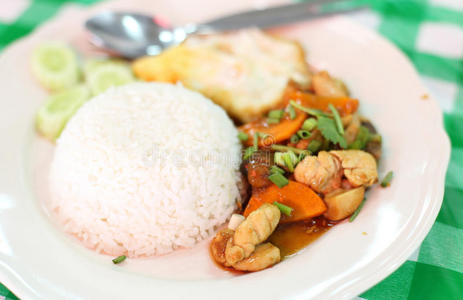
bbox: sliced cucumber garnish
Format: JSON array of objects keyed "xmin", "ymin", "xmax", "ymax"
[
  {"xmin": 31, "ymin": 42, "xmax": 80, "ymax": 91},
  {"xmin": 83, "ymin": 58, "xmax": 129, "ymax": 79},
  {"xmin": 36, "ymin": 85, "xmax": 90, "ymax": 141},
  {"xmin": 87, "ymin": 64, "xmax": 135, "ymax": 95}
]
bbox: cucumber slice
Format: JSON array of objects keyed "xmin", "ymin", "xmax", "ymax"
[
  {"xmin": 36, "ymin": 85, "xmax": 91, "ymax": 141},
  {"xmin": 87, "ymin": 64, "xmax": 135, "ymax": 96},
  {"xmin": 83, "ymin": 58, "xmax": 129, "ymax": 79},
  {"xmin": 31, "ymin": 42, "xmax": 80, "ymax": 91}
]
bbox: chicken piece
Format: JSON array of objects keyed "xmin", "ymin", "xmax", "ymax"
[
  {"xmin": 133, "ymin": 29, "xmax": 312, "ymax": 123},
  {"xmin": 225, "ymin": 203, "xmax": 280, "ymax": 265},
  {"xmin": 344, "ymin": 114, "xmax": 361, "ymax": 145},
  {"xmin": 330, "ymin": 150, "xmax": 378, "ymax": 187},
  {"xmin": 312, "ymin": 71, "xmax": 349, "ymax": 98},
  {"xmin": 232, "ymin": 243, "xmax": 281, "ymax": 272},
  {"xmin": 294, "ymin": 151, "xmax": 343, "ymax": 194},
  {"xmin": 210, "ymin": 229, "xmax": 234, "ymax": 265}
]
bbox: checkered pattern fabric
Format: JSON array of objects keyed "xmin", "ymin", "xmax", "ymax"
[{"xmin": 0, "ymin": 0, "xmax": 462, "ymax": 299}]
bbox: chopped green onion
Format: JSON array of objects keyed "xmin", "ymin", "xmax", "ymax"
[
  {"xmin": 349, "ymin": 126, "xmax": 370, "ymax": 150},
  {"xmin": 290, "ymin": 134, "xmax": 300, "ymax": 144},
  {"xmin": 112, "ymin": 255, "xmax": 126, "ymax": 264},
  {"xmin": 243, "ymin": 147, "xmax": 256, "ymax": 160},
  {"xmin": 268, "ymin": 172, "xmax": 289, "ymax": 188},
  {"xmin": 307, "ymin": 140, "xmax": 322, "ymax": 153},
  {"xmin": 273, "ymin": 201, "xmax": 293, "ymax": 216},
  {"xmin": 328, "ymin": 104, "xmax": 344, "ymax": 135},
  {"xmin": 290, "ymin": 100, "xmax": 331, "ymax": 118},
  {"xmin": 302, "ymin": 118, "xmax": 317, "ymax": 131},
  {"xmin": 370, "ymin": 134, "xmax": 382, "ymax": 143},
  {"xmin": 282, "ymin": 152, "xmax": 295, "ymax": 172},
  {"xmin": 298, "ymin": 151, "xmax": 308, "ymax": 162},
  {"xmin": 268, "ymin": 109, "xmax": 284, "ymax": 119},
  {"xmin": 274, "ymin": 152, "xmax": 285, "ymax": 167},
  {"xmin": 270, "ymin": 165, "xmax": 285, "ymax": 175},
  {"xmin": 381, "ymin": 171, "xmax": 394, "ymax": 187},
  {"xmin": 267, "ymin": 118, "xmax": 280, "ymax": 124},
  {"xmin": 349, "ymin": 198, "xmax": 366, "ymax": 222},
  {"xmin": 253, "ymin": 132, "xmax": 259, "ymax": 150},
  {"xmin": 238, "ymin": 131, "xmax": 248, "ymax": 142},
  {"xmin": 297, "ymin": 130, "xmax": 311, "ymax": 139},
  {"xmin": 288, "ymin": 105, "xmax": 296, "ymax": 120},
  {"xmin": 271, "ymin": 144, "xmax": 309, "ymax": 155}
]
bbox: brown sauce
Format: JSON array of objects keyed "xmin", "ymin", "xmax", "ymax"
[
  {"xmin": 268, "ymin": 217, "xmax": 335, "ymax": 258},
  {"xmin": 210, "ymin": 217, "xmax": 337, "ymax": 274}
]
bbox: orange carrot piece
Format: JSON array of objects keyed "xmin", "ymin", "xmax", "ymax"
[
  {"xmin": 286, "ymin": 90, "xmax": 359, "ymax": 116},
  {"xmin": 244, "ymin": 180, "xmax": 327, "ymax": 223},
  {"xmin": 239, "ymin": 112, "xmax": 306, "ymax": 147}
]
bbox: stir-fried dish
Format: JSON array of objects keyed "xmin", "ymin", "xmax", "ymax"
[
  {"xmin": 211, "ymin": 72, "xmax": 382, "ymax": 272},
  {"xmin": 31, "ymin": 28, "xmax": 389, "ymax": 270}
]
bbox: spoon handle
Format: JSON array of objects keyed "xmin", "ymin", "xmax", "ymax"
[{"xmin": 199, "ymin": 0, "xmax": 367, "ymax": 32}]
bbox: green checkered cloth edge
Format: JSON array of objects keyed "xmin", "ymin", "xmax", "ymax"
[{"xmin": 1, "ymin": 0, "xmax": 462, "ymax": 299}]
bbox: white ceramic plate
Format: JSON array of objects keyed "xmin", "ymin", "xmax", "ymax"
[{"xmin": 0, "ymin": 0, "xmax": 450, "ymax": 299}]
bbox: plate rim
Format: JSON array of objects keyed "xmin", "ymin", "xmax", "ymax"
[{"xmin": 0, "ymin": 0, "xmax": 451, "ymax": 299}]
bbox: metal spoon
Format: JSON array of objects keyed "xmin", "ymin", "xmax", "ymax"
[{"xmin": 86, "ymin": 0, "xmax": 365, "ymax": 59}]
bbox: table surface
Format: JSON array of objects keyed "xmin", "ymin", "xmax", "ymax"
[{"xmin": 0, "ymin": 0, "xmax": 462, "ymax": 299}]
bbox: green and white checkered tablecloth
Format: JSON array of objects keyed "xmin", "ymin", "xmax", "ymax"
[{"xmin": 0, "ymin": 0, "xmax": 462, "ymax": 299}]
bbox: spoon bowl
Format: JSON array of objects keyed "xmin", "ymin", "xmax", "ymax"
[{"xmin": 86, "ymin": 11, "xmax": 194, "ymax": 58}]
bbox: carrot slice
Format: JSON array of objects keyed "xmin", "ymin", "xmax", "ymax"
[
  {"xmin": 244, "ymin": 180, "xmax": 327, "ymax": 223},
  {"xmin": 285, "ymin": 90, "xmax": 359, "ymax": 116},
  {"xmin": 239, "ymin": 112, "xmax": 306, "ymax": 147}
]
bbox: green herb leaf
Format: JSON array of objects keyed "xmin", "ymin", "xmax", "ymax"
[
  {"xmin": 268, "ymin": 172, "xmax": 289, "ymax": 188},
  {"xmin": 349, "ymin": 198, "xmax": 366, "ymax": 222},
  {"xmin": 317, "ymin": 116, "xmax": 347, "ymax": 148},
  {"xmin": 112, "ymin": 255, "xmax": 127, "ymax": 264},
  {"xmin": 381, "ymin": 171, "xmax": 394, "ymax": 187},
  {"xmin": 328, "ymin": 104, "xmax": 344, "ymax": 135},
  {"xmin": 273, "ymin": 201, "xmax": 293, "ymax": 216},
  {"xmin": 289, "ymin": 100, "xmax": 331, "ymax": 118},
  {"xmin": 237, "ymin": 131, "xmax": 248, "ymax": 142}
]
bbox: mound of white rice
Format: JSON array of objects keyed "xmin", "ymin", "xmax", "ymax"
[{"xmin": 48, "ymin": 82, "xmax": 242, "ymax": 257}]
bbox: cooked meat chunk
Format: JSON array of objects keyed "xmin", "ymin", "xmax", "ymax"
[
  {"xmin": 312, "ymin": 71, "xmax": 349, "ymax": 98},
  {"xmin": 225, "ymin": 203, "xmax": 280, "ymax": 265},
  {"xmin": 210, "ymin": 229, "xmax": 234, "ymax": 265},
  {"xmin": 232, "ymin": 243, "xmax": 280, "ymax": 271},
  {"xmin": 247, "ymin": 163, "xmax": 271, "ymax": 188},
  {"xmin": 294, "ymin": 151, "xmax": 343, "ymax": 194},
  {"xmin": 330, "ymin": 150, "xmax": 378, "ymax": 187}
]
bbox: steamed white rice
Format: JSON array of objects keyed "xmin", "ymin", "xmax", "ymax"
[{"xmin": 48, "ymin": 82, "xmax": 242, "ymax": 257}]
